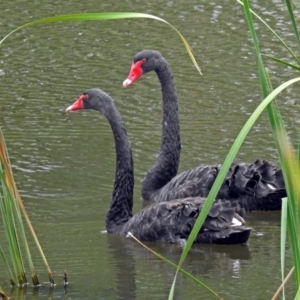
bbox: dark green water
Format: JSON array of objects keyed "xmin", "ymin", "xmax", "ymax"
[{"xmin": 0, "ymin": 0, "xmax": 298, "ymax": 299}]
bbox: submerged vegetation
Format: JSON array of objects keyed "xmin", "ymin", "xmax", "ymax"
[{"xmin": 0, "ymin": 0, "xmax": 300, "ymax": 299}]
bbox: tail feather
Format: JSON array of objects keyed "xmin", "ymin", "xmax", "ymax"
[
  {"xmin": 223, "ymin": 160, "xmax": 286, "ymax": 210},
  {"xmin": 195, "ymin": 226, "xmax": 251, "ymax": 244}
]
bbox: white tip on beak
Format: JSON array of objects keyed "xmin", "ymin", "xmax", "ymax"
[
  {"xmin": 65, "ymin": 105, "xmax": 73, "ymax": 112},
  {"xmin": 123, "ymin": 78, "xmax": 132, "ymax": 88}
]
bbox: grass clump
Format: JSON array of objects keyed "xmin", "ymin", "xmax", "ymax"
[{"xmin": 0, "ymin": 128, "xmax": 55, "ymax": 289}]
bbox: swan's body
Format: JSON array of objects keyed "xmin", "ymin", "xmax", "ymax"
[
  {"xmin": 123, "ymin": 50, "xmax": 286, "ymax": 210},
  {"xmin": 66, "ymin": 88, "xmax": 251, "ymax": 244}
]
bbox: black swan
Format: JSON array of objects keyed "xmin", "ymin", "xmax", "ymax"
[
  {"xmin": 123, "ymin": 50, "xmax": 286, "ymax": 210},
  {"xmin": 65, "ymin": 88, "xmax": 251, "ymax": 245}
]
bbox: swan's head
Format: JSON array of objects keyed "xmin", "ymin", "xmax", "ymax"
[
  {"xmin": 66, "ymin": 93, "xmax": 88, "ymax": 112},
  {"xmin": 66, "ymin": 88, "xmax": 114, "ymax": 114},
  {"xmin": 123, "ymin": 50, "xmax": 162, "ymax": 87}
]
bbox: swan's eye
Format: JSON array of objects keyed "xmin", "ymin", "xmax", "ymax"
[
  {"xmin": 82, "ymin": 94, "xmax": 89, "ymax": 100},
  {"xmin": 141, "ymin": 58, "xmax": 146, "ymax": 64}
]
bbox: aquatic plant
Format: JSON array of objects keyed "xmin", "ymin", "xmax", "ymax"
[
  {"xmin": 237, "ymin": 1, "xmax": 300, "ymax": 299},
  {"xmin": 0, "ymin": 129, "xmax": 55, "ymax": 288}
]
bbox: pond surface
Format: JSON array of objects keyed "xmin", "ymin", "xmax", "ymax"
[{"xmin": 0, "ymin": 0, "xmax": 298, "ymax": 299}]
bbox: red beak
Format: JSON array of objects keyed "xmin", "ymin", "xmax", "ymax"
[
  {"xmin": 66, "ymin": 94, "xmax": 87, "ymax": 112},
  {"xmin": 123, "ymin": 60, "xmax": 144, "ymax": 88}
]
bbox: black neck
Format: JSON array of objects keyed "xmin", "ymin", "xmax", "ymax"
[
  {"xmin": 98, "ymin": 103, "xmax": 134, "ymax": 233},
  {"xmin": 142, "ymin": 57, "xmax": 181, "ymax": 200}
]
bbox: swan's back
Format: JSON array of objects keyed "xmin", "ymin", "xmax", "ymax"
[
  {"xmin": 120, "ymin": 198, "xmax": 251, "ymax": 245},
  {"xmin": 150, "ymin": 159, "xmax": 286, "ymax": 211}
]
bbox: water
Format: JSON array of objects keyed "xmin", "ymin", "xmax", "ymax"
[{"xmin": 0, "ymin": 0, "xmax": 297, "ymax": 299}]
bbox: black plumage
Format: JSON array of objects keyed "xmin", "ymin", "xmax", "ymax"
[
  {"xmin": 66, "ymin": 88, "xmax": 251, "ymax": 245},
  {"xmin": 123, "ymin": 50, "xmax": 286, "ymax": 210}
]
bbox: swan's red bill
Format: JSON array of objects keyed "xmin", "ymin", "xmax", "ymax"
[
  {"xmin": 66, "ymin": 94, "xmax": 88, "ymax": 112},
  {"xmin": 123, "ymin": 59, "xmax": 145, "ymax": 87}
]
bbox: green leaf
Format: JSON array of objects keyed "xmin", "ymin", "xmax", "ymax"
[
  {"xmin": 0, "ymin": 13, "xmax": 201, "ymax": 75},
  {"xmin": 281, "ymin": 197, "xmax": 288, "ymax": 300},
  {"xmin": 262, "ymin": 55, "xmax": 300, "ymax": 72},
  {"xmin": 284, "ymin": 0, "xmax": 300, "ymax": 53},
  {"xmin": 237, "ymin": 0, "xmax": 300, "ymax": 65}
]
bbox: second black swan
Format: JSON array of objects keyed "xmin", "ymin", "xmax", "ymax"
[
  {"xmin": 65, "ymin": 88, "xmax": 251, "ymax": 245},
  {"xmin": 123, "ymin": 49, "xmax": 286, "ymax": 210}
]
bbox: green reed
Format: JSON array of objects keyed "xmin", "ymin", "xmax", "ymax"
[
  {"xmin": 0, "ymin": 13, "xmax": 201, "ymax": 75},
  {"xmin": 0, "ymin": 128, "xmax": 55, "ymax": 288},
  {"xmin": 0, "ymin": 129, "xmax": 29, "ymax": 287},
  {"xmin": 238, "ymin": 1, "xmax": 300, "ymax": 299}
]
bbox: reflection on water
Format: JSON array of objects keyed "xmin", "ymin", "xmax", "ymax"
[
  {"xmin": 107, "ymin": 235, "xmax": 252, "ymax": 299},
  {"xmin": 0, "ymin": 0, "xmax": 298, "ymax": 299},
  {"xmin": 107, "ymin": 236, "xmax": 137, "ymax": 300},
  {"xmin": 184, "ymin": 243, "xmax": 251, "ymax": 278},
  {"xmin": 8, "ymin": 285, "xmax": 68, "ymax": 300}
]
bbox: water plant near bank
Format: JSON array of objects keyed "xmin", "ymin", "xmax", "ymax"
[{"xmin": 0, "ymin": 129, "xmax": 55, "ymax": 290}]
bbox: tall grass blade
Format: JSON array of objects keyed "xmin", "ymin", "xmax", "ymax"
[
  {"xmin": 0, "ymin": 246, "xmax": 15, "ymax": 286},
  {"xmin": 284, "ymin": 0, "xmax": 300, "ymax": 52},
  {"xmin": 280, "ymin": 197, "xmax": 288, "ymax": 299},
  {"xmin": 0, "ymin": 130, "xmax": 51, "ymax": 285},
  {"xmin": 0, "ymin": 169, "xmax": 38, "ymax": 286},
  {"xmin": 0, "ymin": 160, "xmax": 27, "ymax": 285},
  {"xmin": 262, "ymin": 55, "xmax": 300, "ymax": 72},
  {"xmin": 276, "ymin": 131, "xmax": 300, "ymax": 288},
  {"xmin": 294, "ymin": 288, "xmax": 300, "ymax": 300},
  {"xmin": 236, "ymin": 0, "xmax": 300, "ymax": 65},
  {"xmin": 168, "ymin": 281, "xmax": 176, "ymax": 300},
  {"xmin": 241, "ymin": 0, "xmax": 284, "ymax": 140},
  {"xmin": 0, "ymin": 13, "xmax": 201, "ymax": 75}
]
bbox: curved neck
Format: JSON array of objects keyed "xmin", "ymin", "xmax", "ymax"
[
  {"xmin": 142, "ymin": 58, "xmax": 181, "ymax": 200},
  {"xmin": 99, "ymin": 103, "xmax": 134, "ymax": 233}
]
